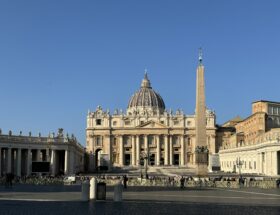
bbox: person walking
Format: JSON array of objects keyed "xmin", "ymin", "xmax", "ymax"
[{"xmin": 123, "ymin": 175, "xmax": 128, "ymax": 189}]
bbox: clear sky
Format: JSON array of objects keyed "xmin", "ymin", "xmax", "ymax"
[{"xmin": 1, "ymin": 0, "xmax": 280, "ymax": 145}]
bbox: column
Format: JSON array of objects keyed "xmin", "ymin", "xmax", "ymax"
[
  {"xmin": 7, "ymin": 148, "xmax": 12, "ymax": 173},
  {"xmin": 17, "ymin": 149, "xmax": 22, "ymax": 177},
  {"xmin": 144, "ymin": 135, "xmax": 149, "ymax": 165},
  {"xmin": 136, "ymin": 135, "xmax": 140, "ymax": 166},
  {"xmin": 119, "ymin": 136, "xmax": 124, "ymax": 166},
  {"xmin": 36, "ymin": 149, "xmax": 41, "ymax": 161},
  {"xmin": 46, "ymin": 149, "xmax": 50, "ymax": 162},
  {"xmin": 169, "ymin": 136, "xmax": 173, "ymax": 165},
  {"xmin": 164, "ymin": 135, "xmax": 169, "ymax": 165},
  {"xmin": 131, "ymin": 136, "xmax": 136, "ymax": 166},
  {"xmin": 69, "ymin": 150, "xmax": 75, "ymax": 174},
  {"xmin": 180, "ymin": 136, "xmax": 185, "ymax": 166},
  {"xmin": 51, "ymin": 149, "xmax": 56, "ymax": 176},
  {"xmin": 156, "ymin": 135, "xmax": 160, "ymax": 166},
  {"xmin": 64, "ymin": 150, "xmax": 69, "ymax": 175},
  {"xmin": 107, "ymin": 135, "xmax": 112, "ymax": 170},
  {"xmin": 27, "ymin": 149, "xmax": 32, "ymax": 176}
]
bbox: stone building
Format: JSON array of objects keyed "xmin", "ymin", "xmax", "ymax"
[
  {"xmin": 86, "ymin": 66, "xmax": 216, "ymax": 171},
  {"xmin": 0, "ymin": 128, "xmax": 85, "ymax": 176},
  {"xmin": 219, "ymin": 101, "xmax": 280, "ymax": 176}
]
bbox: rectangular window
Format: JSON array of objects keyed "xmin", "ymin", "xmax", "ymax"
[
  {"xmin": 125, "ymin": 121, "xmax": 131, "ymax": 126},
  {"xmin": 174, "ymin": 121, "xmax": 179, "ymax": 125},
  {"xmin": 96, "ymin": 119, "xmax": 102, "ymax": 125},
  {"xmin": 160, "ymin": 120, "xmax": 164, "ymax": 124},
  {"xmin": 268, "ymin": 106, "xmax": 273, "ymax": 114},
  {"xmin": 273, "ymin": 106, "xmax": 277, "ymax": 115},
  {"xmin": 96, "ymin": 136, "xmax": 102, "ymax": 146},
  {"xmin": 113, "ymin": 121, "xmax": 117, "ymax": 126}
]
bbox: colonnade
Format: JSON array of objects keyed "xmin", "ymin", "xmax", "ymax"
[
  {"xmin": 116, "ymin": 135, "xmax": 188, "ymax": 167},
  {"xmin": 0, "ymin": 147, "xmax": 73, "ymax": 176}
]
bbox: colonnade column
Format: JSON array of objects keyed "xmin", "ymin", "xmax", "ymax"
[
  {"xmin": 132, "ymin": 136, "xmax": 136, "ymax": 166},
  {"xmin": 64, "ymin": 150, "xmax": 69, "ymax": 175},
  {"xmin": 69, "ymin": 150, "xmax": 75, "ymax": 174},
  {"xmin": 258, "ymin": 153, "xmax": 262, "ymax": 174},
  {"xmin": 169, "ymin": 136, "xmax": 173, "ymax": 165},
  {"xmin": 144, "ymin": 135, "xmax": 149, "ymax": 165},
  {"xmin": 136, "ymin": 135, "xmax": 140, "ymax": 166},
  {"xmin": 164, "ymin": 135, "xmax": 169, "ymax": 165},
  {"xmin": 51, "ymin": 149, "xmax": 56, "ymax": 176},
  {"xmin": 7, "ymin": 148, "xmax": 12, "ymax": 173},
  {"xmin": 36, "ymin": 149, "xmax": 41, "ymax": 161},
  {"xmin": 156, "ymin": 135, "xmax": 160, "ymax": 166},
  {"xmin": 108, "ymin": 135, "xmax": 113, "ymax": 170},
  {"xmin": 46, "ymin": 149, "xmax": 50, "ymax": 162},
  {"xmin": 27, "ymin": 149, "xmax": 31, "ymax": 176},
  {"xmin": 180, "ymin": 135, "xmax": 185, "ymax": 166},
  {"xmin": 119, "ymin": 136, "xmax": 124, "ymax": 166},
  {"xmin": 17, "ymin": 149, "xmax": 22, "ymax": 177}
]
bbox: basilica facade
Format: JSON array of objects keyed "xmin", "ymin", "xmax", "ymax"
[{"xmin": 86, "ymin": 70, "xmax": 216, "ymax": 171}]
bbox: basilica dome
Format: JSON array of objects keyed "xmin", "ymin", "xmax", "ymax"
[{"xmin": 127, "ymin": 72, "xmax": 165, "ymax": 113}]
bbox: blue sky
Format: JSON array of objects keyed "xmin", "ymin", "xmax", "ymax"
[{"xmin": 0, "ymin": 0, "xmax": 280, "ymax": 145}]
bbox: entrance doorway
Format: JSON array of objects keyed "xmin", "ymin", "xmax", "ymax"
[
  {"xmin": 174, "ymin": 154, "xmax": 179, "ymax": 165},
  {"xmin": 149, "ymin": 154, "xmax": 155, "ymax": 166},
  {"xmin": 125, "ymin": 154, "xmax": 131, "ymax": 166}
]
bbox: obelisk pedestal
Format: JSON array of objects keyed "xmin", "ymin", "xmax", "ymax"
[{"xmin": 195, "ymin": 147, "xmax": 208, "ymax": 177}]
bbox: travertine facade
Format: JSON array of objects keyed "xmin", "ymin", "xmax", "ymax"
[
  {"xmin": 0, "ymin": 129, "xmax": 85, "ymax": 176},
  {"xmin": 219, "ymin": 101, "xmax": 280, "ymax": 176},
  {"xmin": 86, "ymin": 68, "xmax": 216, "ymax": 171}
]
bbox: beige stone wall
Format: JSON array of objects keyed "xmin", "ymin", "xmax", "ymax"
[
  {"xmin": 252, "ymin": 101, "xmax": 268, "ymax": 114},
  {"xmin": 235, "ymin": 112, "xmax": 266, "ymax": 144}
]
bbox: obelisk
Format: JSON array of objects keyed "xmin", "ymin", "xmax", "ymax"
[{"xmin": 195, "ymin": 48, "xmax": 208, "ymax": 176}]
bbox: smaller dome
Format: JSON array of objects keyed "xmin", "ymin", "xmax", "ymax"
[{"xmin": 127, "ymin": 72, "xmax": 165, "ymax": 113}]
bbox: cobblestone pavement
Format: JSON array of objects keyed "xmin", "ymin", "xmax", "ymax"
[
  {"xmin": 0, "ymin": 200, "xmax": 280, "ymax": 215},
  {"xmin": 0, "ymin": 185, "xmax": 280, "ymax": 214}
]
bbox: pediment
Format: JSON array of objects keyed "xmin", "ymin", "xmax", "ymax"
[{"xmin": 136, "ymin": 120, "xmax": 168, "ymax": 129}]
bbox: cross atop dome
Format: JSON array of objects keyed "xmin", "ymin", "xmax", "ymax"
[
  {"xmin": 198, "ymin": 47, "xmax": 203, "ymax": 65},
  {"xmin": 141, "ymin": 69, "xmax": 151, "ymax": 88}
]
